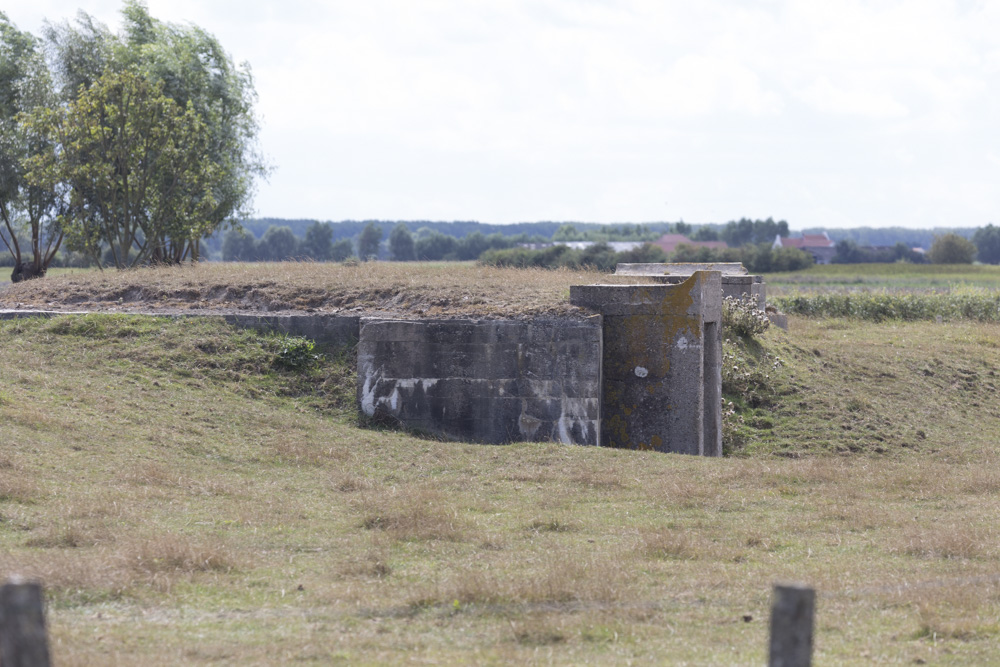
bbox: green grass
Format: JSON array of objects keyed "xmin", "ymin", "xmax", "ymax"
[
  {"xmin": 3, "ymin": 313, "xmax": 1000, "ymax": 664},
  {"xmin": 766, "ymin": 262, "xmax": 1000, "ymax": 294},
  {"xmin": 762, "ymin": 263, "xmax": 1000, "ymax": 322}
]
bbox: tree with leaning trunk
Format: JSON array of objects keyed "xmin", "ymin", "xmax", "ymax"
[{"xmin": 0, "ymin": 13, "xmax": 64, "ymax": 282}]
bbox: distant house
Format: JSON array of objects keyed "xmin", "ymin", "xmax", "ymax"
[
  {"xmin": 773, "ymin": 232, "xmax": 836, "ymax": 264},
  {"xmin": 651, "ymin": 234, "xmax": 728, "ymax": 256}
]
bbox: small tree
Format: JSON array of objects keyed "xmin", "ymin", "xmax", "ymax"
[
  {"xmin": 330, "ymin": 238, "xmax": 353, "ymax": 262},
  {"xmin": 221, "ymin": 228, "xmax": 256, "ymax": 261},
  {"xmin": 552, "ymin": 224, "xmax": 583, "ymax": 241},
  {"xmin": 302, "ymin": 221, "xmax": 333, "ymax": 261},
  {"xmin": 358, "ymin": 222, "xmax": 382, "ymax": 261},
  {"xmin": 928, "ymin": 233, "xmax": 976, "ymax": 264},
  {"xmin": 388, "ymin": 223, "xmax": 414, "ymax": 261},
  {"xmin": 973, "ymin": 224, "xmax": 1000, "ymax": 265},
  {"xmin": 672, "ymin": 221, "xmax": 692, "ymax": 236},
  {"xmin": 257, "ymin": 225, "xmax": 298, "ymax": 261},
  {"xmin": 618, "ymin": 243, "xmax": 667, "ymax": 264},
  {"xmin": 415, "ymin": 231, "xmax": 457, "ymax": 260},
  {"xmin": 455, "ymin": 231, "xmax": 489, "ymax": 260},
  {"xmin": 691, "ymin": 226, "xmax": 719, "ymax": 241},
  {"xmin": 579, "ymin": 242, "xmax": 617, "ymax": 271}
]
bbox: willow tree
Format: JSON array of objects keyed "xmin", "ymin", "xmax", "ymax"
[
  {"xmin": 32, "ymin": 0, "xmax": 266, "ymax": 267},
  {"xmin": 24, "ymin": 70, "xmax": 224, "ymax": 267},
  {"xmin": 0, "ymin": 13, "xmax": 64, "ymax": 281}
]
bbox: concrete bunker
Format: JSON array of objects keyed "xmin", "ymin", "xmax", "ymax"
[
  {"xmin": 4, "ymin": 272, "xmax": 724, "ymax": 456},
  {"xmin": 358, "ymin": 271, "xmax": 723, "ymax": 456},
  {"xmin": 571, "ymin": 270, "xmax": 723, "ymax": 456},
  {"xmin": 616, "ymin": 262, "xmax": 765, "ymax": 311}
]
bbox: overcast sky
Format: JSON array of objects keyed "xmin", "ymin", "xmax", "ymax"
[{"xmin": 7, "ymin": 1, "xmax": 1000, "ymax": 230}]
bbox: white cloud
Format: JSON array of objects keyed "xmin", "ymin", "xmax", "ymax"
[
  {"xmin": 3, "ymin": 0, "xmax": 1000, "ymax": 228},
  {"xmin": 797, "ymin": 76, "xmax": 909, "ymax": 118}
]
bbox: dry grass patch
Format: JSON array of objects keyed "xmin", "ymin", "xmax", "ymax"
[
  {"xmin": 411, "ymin": 549, "xmax": 634, "ymax": 609},
  {"xmin": 118, "ymin": 461, "xmax": 178, "ymax": 487},
  {"xmin": 122, "ymin": 534, "xmax": 239, "ymax": 576},
  {"xmin": 355, "ymin": 485, "xmax": 471, "ymax": 542},
  {"xmin": 566, "ymin": 467, "xmax": 628, "ymax": 490},
  {"xmin": 23, "ymin": 525, "xmax": 107, "ymax": 549},
  {"xmin": 911, "ymin": 581, "xmax": 1000, "ymax": 640},
  {"xmin": 266, "ymin": 437, "xmax": 349, "ymax": 467},
  {"xmin": 0, "ymin": 262, "xmax": 657, "ymax": 319},
  {"xmin": 0, "ymin": 471, "xmax": 42, "ymax": 504},
  {"xmin": 640, "ymin": 525, "xmax": 743, "ymax": 562},
  {"xmin": 898, "ymin": 523, "xmax": 1000, "ymax": 561},
  {"xmin": 328, "ymin": 471, "xmax": 376, "ymax": 493},
  {"xmin": 336, "ymin": 539, "xmax": 393, "ymax": 580},
  {"xmin": 0, "ymin": 533, "xmax": 240, "ymax": 602},
  {"xmin": 526, "ymin": 518, "xmax": 578, "ymax": 533},
  {"xmin": 958, "ymin": 465, "xmax": 1000, "ymax": 495}
]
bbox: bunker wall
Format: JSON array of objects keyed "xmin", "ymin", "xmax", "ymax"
[{"xmin": 357, "ymin": 318, "xmax": 601, "ymax": 445}]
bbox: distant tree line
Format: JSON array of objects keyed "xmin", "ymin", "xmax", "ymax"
[
  {"xmin": 220, "ymin": 221, "xmax": 531, "ymax": 263},
  {"xmin": 221, "ymin": 223, "xmax": 354, "ymax": 262},
  {"xmin": 832, "ymin": 241, "xmax": 928, "ymax": 264},
  {"xmin": 9, "ymin": 205, "xmax": 1000, "ymax": 271},
  {"xmin": 479, "ymin": 242, "xmax": 668, "ymax": 271},
  {"xmin": 668, "ymin": 241, "xmax": 813, "ymax": 273},
  {"xmin": 810, "ymin": 226, "xmax": 979, "ymax": 249}
]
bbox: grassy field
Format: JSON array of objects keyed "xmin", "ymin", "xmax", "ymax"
[
  {"xmin": 2, "ymin": 262, "xmax": 1000, "ymax": 663},
  {"xmin": 2, "ymin": 313, "xmax": 1000, "ymax": 663},
  {"xmin": 766, "ymin": 262, "xmax": 1000, "ymax": 296}
]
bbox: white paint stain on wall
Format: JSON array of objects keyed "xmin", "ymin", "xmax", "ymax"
[
  {"xmin": 556, "ymin": 397, "xmax": 596, "ymax": 445},
  {"xmin": 360, "ymin": 368, "xmax": 439, "ymax": 417}
]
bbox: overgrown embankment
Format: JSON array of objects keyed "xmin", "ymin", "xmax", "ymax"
[
  {"xmin": 0, "ymin": 314, "xmax": 357, "ymax": 420},
  {"xmin": 721, "ymin": 313, "xmax": 1000, "ymax": 457},
  {"xmin": 5, "ymin": 313, "xmax": 1000, "ymax": 662}
]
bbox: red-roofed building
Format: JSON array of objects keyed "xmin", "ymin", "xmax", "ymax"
[
  {"xmin": 773, "ymin": 232, "xmax": 836, "ymax": 264},
  {"xmin": 652, "ymin": 234, "xmax": 728, "ymax": 256}
]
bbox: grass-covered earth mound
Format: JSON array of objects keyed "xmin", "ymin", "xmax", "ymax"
[{"xmin": 0, "ymin": 262, "xmax": 656, "ymax": 319}]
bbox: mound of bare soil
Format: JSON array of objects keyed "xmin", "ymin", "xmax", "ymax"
[{"xmin": 0, "ymin": 262, "xmax": 654, "ymax": 320}]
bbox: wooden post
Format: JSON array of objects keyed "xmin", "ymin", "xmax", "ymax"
[
  {"xmin": 0, "ymin": 581, "xmax": 51, "ymax": 667},
  {"xmin": 768, "ymin": 583, "xmax": 815, "ymax": 667}
]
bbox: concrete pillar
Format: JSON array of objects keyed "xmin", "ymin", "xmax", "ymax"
[{"xmin": 570, "ymin": 271, "xmax": 722, "ymax": 456}]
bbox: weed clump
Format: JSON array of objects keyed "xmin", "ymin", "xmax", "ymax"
[
  {"xmin": 721, "ymin": 296, "xmax": 782, "ymax": 454},
  {"xmin": 271, "ymin": 334, "xmax": 319, "ymax": 371},
  {"xmin": 722, "ymin": 294, "xmax": 770, "ymax": 338}
]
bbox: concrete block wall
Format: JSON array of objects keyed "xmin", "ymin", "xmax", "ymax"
[
  {"xmin": 357, "ymin": 318, "xmax": 601, "ymax": 445},
  {"xmin": 571, "ymin": 271, "xmax": 723, "ymax": 456},
  {"xmin": 615, "ymin": 263, "xmax": 766, "ymax": 311}
]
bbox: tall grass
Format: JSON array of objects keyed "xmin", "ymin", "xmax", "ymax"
[{"xmin": 773, "ymin": 288, "xmax": 1000, "ymax": 322}]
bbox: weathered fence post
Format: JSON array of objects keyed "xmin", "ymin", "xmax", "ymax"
[
  {"xmin": 0, "ymin": 580, "xmax": 51, "ymax": 667},
  {"xmin": 768, "ymin": 583, "xmax": 815, "ymax": 667}
]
